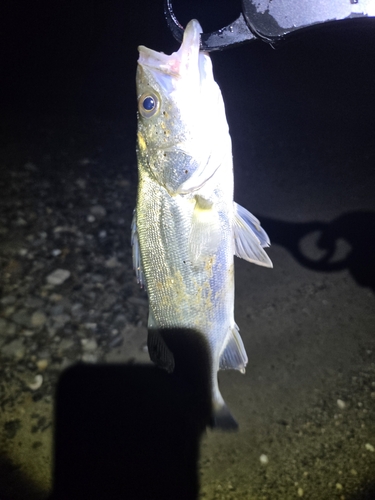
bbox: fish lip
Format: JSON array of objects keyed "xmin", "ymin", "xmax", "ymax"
[{"xmin": 137, "ymin": 19, "xmax": 202, "ymax": 76}]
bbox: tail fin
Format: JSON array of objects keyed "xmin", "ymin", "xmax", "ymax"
[{"xmin": 210, "ymin": 400, "xmax": 238, "ymax": 431}]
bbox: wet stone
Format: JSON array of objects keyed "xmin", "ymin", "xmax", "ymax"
[
  {"xmin": 46, "ymin": 269, "xmax": 71, "ymax": 285},
  {"xmin": 81, "ymin": 338, "xmax": 98, "ymax": 352},
  {"xmin": 12, "ymin": 309, "xmax": 32, "ymax": 328},
  {"xmin": 52, "ymin": 314, "xmax": 71, "ymax": 328},
  {"xmin": 1, "ymin": 339, "xmax": 26, "ymax": 359},
  {"xmin": 31, "ymin": 311, "xmax": 47, "ymax": 328},
  {"xmin": 0, "ymin": 295, "xmax": 17, "ymax": 306},
  {"xmin": 90, "ymin": 205, "xmax": 107, "ymax": 217},
  {"xmin": 50, "ymin": 304, "xmax": 65, "ymax": 316},
  {"xmin": 0, "ymin": 318, "xmax": 16, "ymax": 337},
  {"xmin": 25, "ymin": 297, "xmax": 45, "ymax": 309}
]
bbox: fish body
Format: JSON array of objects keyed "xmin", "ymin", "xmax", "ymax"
[{"xmin": 132, "ymin": 20, "xmax": 272, "ymax": 429}]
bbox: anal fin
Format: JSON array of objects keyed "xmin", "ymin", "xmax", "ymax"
[{"xmin": 219, "ymin": 324, "xmax": 248, "ymax": 373}]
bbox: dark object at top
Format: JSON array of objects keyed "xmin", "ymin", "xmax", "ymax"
[{"xmin": 165, "ymin": 0, "xmax": 375, "ymax": 51}]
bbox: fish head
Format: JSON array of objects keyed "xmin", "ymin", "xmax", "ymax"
[{"xmin": 136, "ymin": 19, "xmax": 229, "ymax": 195}]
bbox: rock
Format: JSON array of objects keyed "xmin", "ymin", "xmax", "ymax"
[
  {"xmin": 76, "ymin": 178, "xmax": 86, "ymax": 189},
  {"xmin": 0, "ymin": 295, "xmax": 17, "ymax": 306},
  {"xmin": 81, "ymin": 338, "xmax": 98, "ymax": 352},
  {"xmin": 28, "ymin": 375, "xmax": 43, "ymax": 391},
  {"xmin": 58, "ymin": 339, "xmax": 75, "ymax": 351},
  {"xmin": 81, "ymin": 353, "xmax": 98, "ymax": 363},
  {"xmin": 49, "ymin": 293, "xmax": 63, "ymax": 302},
  {"xmin": 46, "ymin": 269, "xmax": 71, "ymax": 285},
  {"xmin": 52, "ymin": 314, "xmax": 71, "ymax": 328},
  {"xmin": 12, "ymin": 309, "xmax": 32, "ymax": 328},
  {"xmin": 90, "ymin": 205, "xmax": 106, "ymax": 217},
  {"xmin": 21, "ymin": 329, "xmax": 34, "ymax": 337},
  {"xmin": 105, "ymin": 256, "xmax": 120, "ymax": 268},
  {"xmin": 1, "ymin": 339, "xmax": 26, "ymax": 359},
  {"xmin": 24, "ymin": 297, "xmax": 45, "ymax": 309},
  {"xmin": 71, "ymin": 303, "xmax": 83, "ymax": 318},
  {"xmin": 50, "ymin": 304, "xmax": 65, "ymax": 316},
  {"xmin": 31, "ymin": 311, "xmax": 47, "ymax": 327},
  {"xmin": 0, "ymin": 318, "xmax": 16, "ymax": 337}
]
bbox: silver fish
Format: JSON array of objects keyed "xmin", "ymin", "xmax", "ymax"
[{"xmin": 132, "ymin": 19, "xmax": 272, "ymax": 429}]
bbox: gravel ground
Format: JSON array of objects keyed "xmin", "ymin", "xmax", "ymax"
[{"xmin": 1, "ymin": 111, "xmax": 374, "ymax": 500}]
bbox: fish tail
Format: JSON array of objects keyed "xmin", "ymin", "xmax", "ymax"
[
  {"xmin": 210, "ymin": 384, "xmax": 238, "ymax": 430},
  {"xmin": 210, "ymin": 400, "xmax": 238, "ymax": 431}
]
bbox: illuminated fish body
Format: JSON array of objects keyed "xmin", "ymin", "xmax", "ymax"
[{"xmin": 132, "ymin": 19, "xmax": 272, "ymax": 429}]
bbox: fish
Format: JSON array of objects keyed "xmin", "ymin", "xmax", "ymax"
[{"xmin": 132, "ymin": 19, "xmax": 272, "ymax": 429}]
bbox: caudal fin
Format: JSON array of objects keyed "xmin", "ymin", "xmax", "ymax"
[{"xmin": 210, "ymin": 400, "xmax": 238, "ymax": 431}]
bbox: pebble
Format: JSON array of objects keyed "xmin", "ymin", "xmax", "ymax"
[
  {"xmin": 46, "ymin": 269, "xmax": 71, "ymax": 285},
  {"xmin": 28, "ymin": 375, "xmax": 43, "ymax": 391},
  {"xmin": 365, "ymin": 443, "xmax": 374, "ymax": 452},
  {"xmin": 81, "ymin": 338, "xmax": 98, "ymax": 352},
  {"xmin": 50, "ymin": 304, "xmax": 65, "ymax": 316},
  {"xmin": 12, "ymin": 309, "xmax": 32, "ymax": 328},
  {"xmin": 81, "ymin": 352, "xmax": 98, "ymax": 363},
  {"xmin": 2, "ymin": 306, "xmax": 16, "ymax": 318},
  {"xmin": 31, "ymin": 311, "xmax": 47, "ymax": 327},
  {"xmin": 105, "ymin": 256, "xmax": 120, "ymax": 268},
  {"xmin": 52, "ymin": 313, "xmax": 71, "ymax": 328},
  {"xmin": 259, "ymin": 454, "xmax": 269, "ymax": 465},
  {"xmin": 1, "ymin": 339, "xmax": 26, "ymax": 359},
  {"xmin": 76, "ymin": 178, "xmax": 86, "ymax": 189},
  {"xmin": 0, "ymin": 318, "xmax": 16, "ymax": 337},
  {"xmin": 0, "ymin": 295, "xmax": 17, "ymax": 306},
  {"xmin": 87, "ymin": 214, "xmax": 95, "ymax": 223},
  {"xmin": 36, "ymin": 359, "xmax": 49, "ymax": 371},
  {"xmin": 297, "ymin": 487, "xmax": 304, "ymax": 497},
  {"xmin": 21, "ymin": 329, "xmax": 34, "ymax": 337},
  {"xmin": 90, "ymin": 205, "xmax": 106, "ymax": 217},
  {"xmin": 337, "ymin": 399, "xmax": 346, "ymax": 410},
  {"xmin": 58, "ymin": 339, "xmax": 75, "ymax": 351},
  {"xmin": 49, "ymin": 293, "xmax": 63, "ymax": 302},
  {"xmin": 24, "ymin": 297, "xmax": 45, "ymax": 309},
  {"xmin": 51, "ymin": 249, "xmax": 62, "ymax": 257}
]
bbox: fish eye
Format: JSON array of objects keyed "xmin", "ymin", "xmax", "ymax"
[{"xmin": 138, "ymin": 92, "xmax": 160, "ymax": 118}]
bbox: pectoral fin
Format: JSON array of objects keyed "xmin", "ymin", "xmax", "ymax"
[
  {"xmin": 131, "ymin": 210, "xmax": 146, "ymax": 288},
  {"xmin": 188, "ymin": 195, "xmax": 221, "ymax": 264},
  {"xmin": 219, "ymin": 324, "xmax": 248, "ymax": 373},
  {"xmin": 233, "ymin": 202, "xmax": 273, "ymax": 268}
]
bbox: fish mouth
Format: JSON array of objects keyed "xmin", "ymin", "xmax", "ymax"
[{"xmin": 137, "ymin": 19, "xmax": 202, "ymax": 78}]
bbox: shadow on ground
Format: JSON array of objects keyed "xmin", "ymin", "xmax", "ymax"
[
  {"xmin": 49, "ymin": 328, "xmax": 212, "ymax": 500},
  {"xmin": 260, "ymin": 211, "xmax": 375, "ymax": 293},
  {"xmin": 0, "ymin": 454, "xmax": 44, "ymax": 500}
]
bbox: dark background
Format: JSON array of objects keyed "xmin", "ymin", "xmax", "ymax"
[{"xmin": 1, "ymin": 0, "xmax": 374, "ymax": 184}]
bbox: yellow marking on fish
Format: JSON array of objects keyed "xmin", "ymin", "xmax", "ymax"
[
  {"xmin": 204, "ymin": 255, "xmax": 216, "ymax": 276},
  {"xmin": 137, "ymin": 132, "xmax": 146, "ymax": 151}
]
